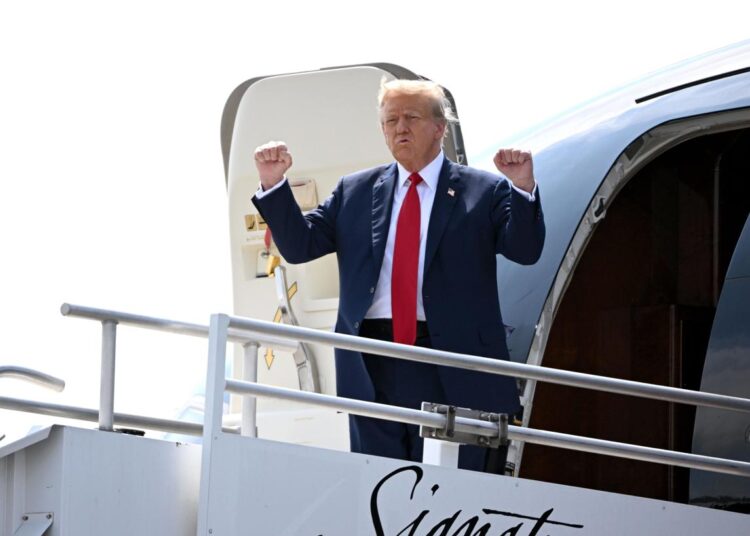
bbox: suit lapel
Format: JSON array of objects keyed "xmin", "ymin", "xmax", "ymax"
[
  {"xmin": 424, "ymin": 158, "xmax": 462, "ymax": 273},
  {"xmin": 371, "ymin": 164, "xmax": 398, "ymax": 266}
]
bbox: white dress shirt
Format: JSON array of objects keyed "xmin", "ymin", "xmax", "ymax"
[
  {"xmin": 256, "ymin": 151, "xmax": 537, "ymax": 322},
  {"xmin": 365, "ymin": 151, "xmax": 445, "ymax": 320}
]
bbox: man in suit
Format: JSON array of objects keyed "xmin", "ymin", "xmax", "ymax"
[{"xmin": 252, "ymin": 79, "xmax": 545, "ymax": 471}]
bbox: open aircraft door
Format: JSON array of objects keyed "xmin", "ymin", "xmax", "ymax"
[{"xmin": 220, "ymin": 64, "xmax": 466, "ymax": 449}]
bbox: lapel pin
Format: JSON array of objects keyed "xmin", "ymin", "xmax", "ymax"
[{"xmin": 447, "ymin": 188, "xmax": 455, "ymax": 197}]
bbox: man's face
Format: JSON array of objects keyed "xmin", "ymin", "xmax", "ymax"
[{"xmin": 380, "ymin": 92, "xmax": 445, "ymax": 172}]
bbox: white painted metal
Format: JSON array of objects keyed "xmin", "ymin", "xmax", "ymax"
[
  {"xmin": 3, "ymin": 424, "xmax": 747, "ymax": 536},
  {"xmin": 509, "ymin": 425, "xmax": 750, "ymax": 477},
  {"xmin": 197, "ymin": 432, "xmax": 750, "ymax": 535},
  {"xmin": 0, "ymin": 427, "xmax": 52, "ymax": 459},
  {"xmin": 226, "ymin": 378, "xmax": 490, "ymax": 436},
  {"xmin": 254, "ymin": 405, "xmax": 348, "ymax": 450},
  {"xmin": 241, "ymin": 341, "xmax": 259, "ymax": 437},
  {"xmin": 0, "ymin": 426, "xmax": 201, "ymax": 536},
  {"xmin": 422, "ymin": 437, "xmax": 460, "ymax": 468},
  {"xmin": 0, "ymin": 396, "xmax": 239, "ymax": 436},
  {"xmin": 99, "ymin": 319, "xmax": 117, "ymax": 431},
  {"xmin": 197, "ymin": 314, "xmax": 231, "ymax": 536},
  {"xmin": 0, "ymin": 367, "xmax": 65, "ymax": 392},
  {"xmin": 60, "ymin": 302, "xmax": 298, "ymax": 351},
  {"xmin": 12, "ymin": 513, "xmax": 52, "ymax": 536}
]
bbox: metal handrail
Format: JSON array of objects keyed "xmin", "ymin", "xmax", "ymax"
[
  {"xmin": 226, "ymin": 379, "xmax": 501, "ymax": 438},
  {"xmin": 47, "ymin": 303, "xmax": 750, "ymax": 478},
  {"xmin": 61, "ymin": 303, "xmax": 298, "ymax": 351},
  {"xmin": 226, "ymin": 379, "xmax": 750, "ymax": 478},
  {"xmin": 60, "ymin": 302, "xmax": 298, "ymax": 431},
  {"xmin": 225, "ymin": 315, "xmax": 750, "ymax": 414},
  {"xmin": 273, "ymin": 266, "xmax": 319, "ymax": 392},
  {"xmin": 59, "ymin": 303, "xmax": 750, "ymax": 416},
  {"xmin": 0, "ymin": 366, "xmax": 65, "ymax": 392},
  {"xmin": 0, "ymin": 396, "xmax": 239, "ymax": 436}
]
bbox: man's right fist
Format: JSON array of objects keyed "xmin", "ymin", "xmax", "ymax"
[{"xmin": 254, "ymin": 141, "xmax": 293, "ymax": 190}]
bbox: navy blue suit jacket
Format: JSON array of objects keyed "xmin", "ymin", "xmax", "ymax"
[{"xmin": 252, "ymin": 157, "xmax": 545, "ymax": 416}]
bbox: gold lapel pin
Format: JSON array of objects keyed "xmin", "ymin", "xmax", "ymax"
[{"xmin": 447, "ymin": 188, "xmax": 455, "ymax": 197}]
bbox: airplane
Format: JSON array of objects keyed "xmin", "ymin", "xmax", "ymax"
[
  {"xmin": 220, "ymin": 41, "xmax": 750, "ymax": 511},
  {"xmin": 1, "ymin": 39, "xmax": 749, "ymax": 533}
]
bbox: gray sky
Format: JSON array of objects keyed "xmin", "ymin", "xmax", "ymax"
[{"xmin": 1, "ymin": 0, "xmax": 749, "ymax": 436}]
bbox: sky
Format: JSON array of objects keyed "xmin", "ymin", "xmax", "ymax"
[{"xmin": 1, "ymin": 0, "xmax": 749, "ymax": 439}]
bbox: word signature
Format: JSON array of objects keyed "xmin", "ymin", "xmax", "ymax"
[{"xmin": 369, "ymin": 466, "xmax": 584, "ymax": 535}]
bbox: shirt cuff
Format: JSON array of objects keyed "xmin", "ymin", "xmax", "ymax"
[
  {"xmin": 254, "ymin": 177, "xmax": 288, "ymax": 199},
  {"xmin": 510, "ymin": 180, "xmax": 537, "ymax": 202}
]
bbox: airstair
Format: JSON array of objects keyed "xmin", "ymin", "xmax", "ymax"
[{"xmin": 2, "ymin": 303, "xmax": 750, "ymax": 535}]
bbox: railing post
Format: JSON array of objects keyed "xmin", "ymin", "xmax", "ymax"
[
  {"xmin": 198, "ymin": 313, "xmax": 231, "ymax": 536},
  {"xmin": 422, "ymin": 438, "xmax": 460, "ymax": 468},
  {"xmin": 99, "ymin": 319, "xmax": 118, "ymax": 431},
  {"xmin": 241, "ymin": 342, "xmax": 259, "ymax": 437}
]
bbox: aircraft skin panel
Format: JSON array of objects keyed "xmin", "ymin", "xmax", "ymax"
[
  {"xmin": 690, "ymin": 216, "xmax": 750, "ymax": 510},
  {"xmin": 724, "ymin": 215, "xmax": 750, "ymax": 279},
  {"xmin": 490, "ymin": 70, "xmax": 750, "ymax": 364}
]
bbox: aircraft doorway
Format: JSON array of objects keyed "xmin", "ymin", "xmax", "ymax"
[{"xmin": 521, "ymin": 127, "xmax": 750, "ymax": 502}]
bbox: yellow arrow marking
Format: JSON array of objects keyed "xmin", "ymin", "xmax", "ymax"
[{"xmin": 264, "ymin": 281, "xmax": 298, "ymax": 369}]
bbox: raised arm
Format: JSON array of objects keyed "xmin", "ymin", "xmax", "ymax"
[
  {"xmin": 491, "ymin": 148, "xmax": 545, "ymax": 264},
  {"xmin": 252, "ymin": 140, "xmax": 338, "ymax": 264}
]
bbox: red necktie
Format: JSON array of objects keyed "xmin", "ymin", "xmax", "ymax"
[{"xmin": 392, "ymin": 172, "xmax": 422, "ymax": 344}]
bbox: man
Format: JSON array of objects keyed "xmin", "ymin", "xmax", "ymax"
[{"xmin": 252, "ymin": 79, "xmax": 545, "ymax": 471}]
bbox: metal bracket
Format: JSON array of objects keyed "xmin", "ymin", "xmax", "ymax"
[
  {"xmin": 420, "ymin": 403, "xmax": 508, "ymax": 448},
  {"xmin": 13, "ymin": 513, "xmax": 53, "ymax": 536},
  {"xmin": 591, "ymin": 195, "xmax": 607, "ymax": 223}
]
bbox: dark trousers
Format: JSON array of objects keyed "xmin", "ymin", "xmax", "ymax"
[{"xmin": 351, "ymin": 319, "xmax": 500, "ymax": 472}]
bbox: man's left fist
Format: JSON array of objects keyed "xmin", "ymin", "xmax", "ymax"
[{"xmin": 494, "ymin": 148, "xmax": 535, "ymax": 193}]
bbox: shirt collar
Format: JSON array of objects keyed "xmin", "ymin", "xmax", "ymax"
[{"xmin": 396, "ymin": 150, "xmax": 444, "ymax": 191}]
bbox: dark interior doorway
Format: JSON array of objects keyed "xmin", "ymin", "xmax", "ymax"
[{"xmin": 521, "ymin": 127, "xmax": 750, "ymax": 502}]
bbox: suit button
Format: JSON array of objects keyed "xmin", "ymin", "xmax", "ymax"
[
  {"xmin": 369, "ymin": 287, "xmax": 375, "ymax": 294},
  {"xmin": 354, "ymin": 321, "xmax": 360, "ymax": 329}
]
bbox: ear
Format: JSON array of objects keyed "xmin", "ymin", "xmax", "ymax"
[{"xmin": 434, "ymin": 120, "xmax": 447, "ymax": 140}]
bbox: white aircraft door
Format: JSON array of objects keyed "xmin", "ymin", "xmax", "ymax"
[{"xmin": 221, "ymin": 64, "xmax": 466, "ymax": 449}]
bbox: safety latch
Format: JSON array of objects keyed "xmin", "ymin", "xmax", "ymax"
[{"xmin": 420, "ymin": 402, "xmax": 508, "ymax": 448}]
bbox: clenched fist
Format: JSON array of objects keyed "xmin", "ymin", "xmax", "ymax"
[
  {"xmin": 254, "ymin": 141, "xmax": 293, "ymax": 190},
  {"xmin": 493, "ymin": 148, "xmax": 535, "ymax": 193}
]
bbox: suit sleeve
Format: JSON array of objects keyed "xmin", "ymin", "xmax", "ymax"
[
  {"xmin": 491, "ymin": 179, "xmax": 546, "ymax": 265},
  {"xmin": 252, "ymin": 179, "xmax": 342, "ymax": 264}
]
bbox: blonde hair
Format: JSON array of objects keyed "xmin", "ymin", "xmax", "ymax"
[{"xmin": 377, "ymin": 78, "xmax": 457, "ymax": 125}]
